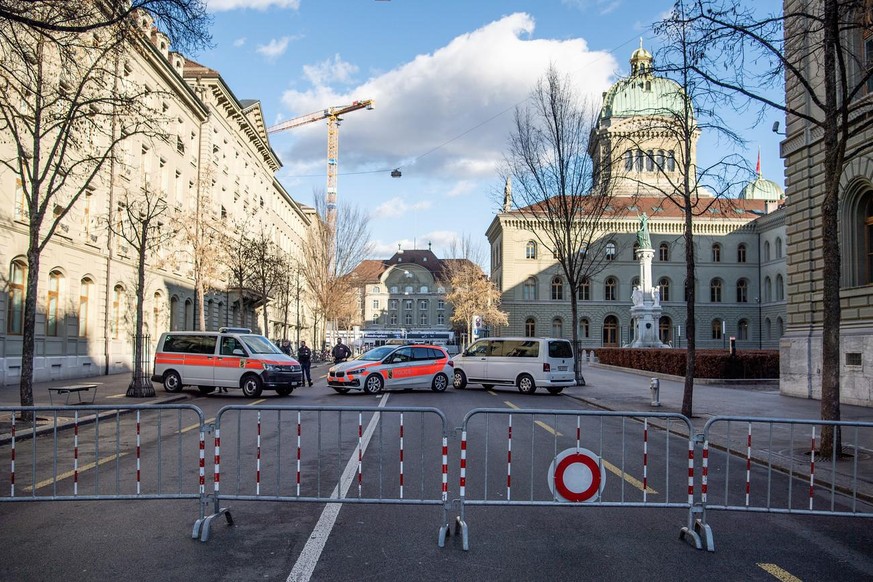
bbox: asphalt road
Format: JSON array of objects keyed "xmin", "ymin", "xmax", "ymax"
[{"xmin": 2, "ymin": 372, "xmax": 873, "ymax": 581}]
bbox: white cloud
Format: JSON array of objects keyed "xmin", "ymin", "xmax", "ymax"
[
  {"xmin": 276, "ymin": 13, "xmax": 617, "ymax": 182},
  {"xmin": 373, "ymin": 197, "xmax": 432, "ymax": 219},
  {"xmin": 561, "ymin": 0, "xmax": 622, "ymax": 14},
  {"xmin": 233, "ymin": 37, "xmax": 246, "ymax": 48},
  {"xmin": 208, "ymin": 0, "xmax": 300, "ymax": 11},
  {"xmin": 303, "ymin": 54, "xmax": 359, "ymax": 87},
  {"xmin": 446, "ymin": 181, "xmax": 476, "ymax": 198},
  {"xmin": 256, "ymin": 37, "xmax": 290, "ymax": 60}
]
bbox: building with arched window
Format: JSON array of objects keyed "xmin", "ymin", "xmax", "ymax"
[
  {"xmin": 486, "ymin": 46, "xmax": 787, "ymax": 351},
  {"xmin": 0, "ymin": 12, "xmax": 313, "ymax": 385},
  {"xmin": 779, "ymin": 0, "xmax": 873, "ymax": 407}
]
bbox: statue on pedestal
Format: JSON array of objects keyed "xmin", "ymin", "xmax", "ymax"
[
  {"xmin": 636, "ymin": 213, "xmax": 651, "ymax": 249},
  {"xmin": 632, "ymin": 286, "xmax": 643, "ymax": 307}
]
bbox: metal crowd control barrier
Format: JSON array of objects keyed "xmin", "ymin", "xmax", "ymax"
[
  {"xmin": 0, "ymin": 405, "xmax": 207, "ymax": 523},
  {"xmin": 695, "ymin": 416, "xmax": 873, "ymax": 552},
  {"xmin": 454, "ymin": 408, "xmax": 700, "ymax": 551},
  {"xmin": 194, "ymin": 405, "xmax": 452, "ymax": 544}
]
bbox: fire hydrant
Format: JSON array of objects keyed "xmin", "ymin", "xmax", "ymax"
[{"xmin": 650, "ymin": 378, "xmax": 661, "ymax": 407}]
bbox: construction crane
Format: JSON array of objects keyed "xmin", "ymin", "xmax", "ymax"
[{"xmin": 267, "ymin": 99, "xmax": 374, "ymax": 228}]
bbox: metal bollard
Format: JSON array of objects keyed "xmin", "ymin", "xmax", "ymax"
[{"xmin": 650, "ymin": 377, "xmax": 661, "ymax": 407}]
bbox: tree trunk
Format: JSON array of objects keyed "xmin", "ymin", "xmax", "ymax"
[
  {"xmin": 682, "ymin": 196, "xmax": 696, "ymax": 418},
  {"xmin": 819, "ymin": 0, "xmax": 842, "ymax": 457},
  {"xmin": 127, "ymin": 230, "xmax": 155, "ymax": 397},
  {"xmin": 19, "ymin": 241, "xmax": 41, "ymax": 413}
]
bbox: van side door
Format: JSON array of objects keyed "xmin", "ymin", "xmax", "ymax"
[
  {"xmin": 460, "ymin": 340, "xmax": 491, "ymax": 383},
  {"xmin": 214, "ymin": 335, "xmax": 249, "ymax": 389},
  {"xmin": 183, "ymin": 335, "xmax": 218, "ymax": 384}
]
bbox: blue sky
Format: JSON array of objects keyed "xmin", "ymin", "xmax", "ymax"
[{"xmin": 198, "ymin": 0, "xmax": 785, "ymax": 262}]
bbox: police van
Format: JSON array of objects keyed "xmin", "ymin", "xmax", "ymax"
[
  {"xmin": 451, "ymin": 337, "xmax": 576, "ymax": 394},
  {"xmin": 151, "ymin": 328, "xmax": 303, "ymax": 398}
]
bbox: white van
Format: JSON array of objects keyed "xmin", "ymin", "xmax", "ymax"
[
  {"xmin": 451, "ymin": 337, "xmax": 576, "ymax": 394},
  {"xmin": 151, "ymin": 328, "xmax": 303, "ymax": 398}
]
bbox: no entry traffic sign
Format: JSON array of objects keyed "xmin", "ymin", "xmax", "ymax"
[{"xmin": 548, "ymin": 447, "xmax": 606, "ymax": 503}]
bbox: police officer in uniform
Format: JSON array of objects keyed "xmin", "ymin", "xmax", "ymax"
[
  {"xmin": 297, "ymin": 340, "xmax": 313, "ymax": 386},
  {"xmin": 332, "ymin": 338, "xmax": 351, "ymax": 364}
]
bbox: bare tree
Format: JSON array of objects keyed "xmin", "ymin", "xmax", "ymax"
[
  {"xmin": 109, "ymin": 186, "xmax": 176, "ymax": 396},
  {"xmin": 667, "ymin": 0, "xmax": 872, "ymax": 454},
  {"xmin": 0, "ymin": 1, "xmax": 211, "ymax": 53},
  {"xmin": 302, "ymin": 190, "xmax": 372, "ymax": 340},
  {"xmin": 247, "ymin": 228, "xmax": 284, "ymax": 337},
  {"xmin": 443, "ymin": 234, "xmax": 508, "ymax": 347},
  {"xmin": 616, "ymin": 17, "xmax": 749, "ymax": 417},
  {"xmin": 176, "ymin": 167, "xmax": 227, "ymax": 331},
  {"xmin": 0, "ymin": 6, "xmax": 194, "ymax": 407},
  {"xmin": 222, "ymin": 218, "xmax": 253, "ymax": 330},
  {"xmin": 503, "ymin": 65, "xmax": 623, "ymax": 385}
]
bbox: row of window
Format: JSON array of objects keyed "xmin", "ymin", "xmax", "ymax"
[
  {"xmin": 523, "ymin": 239, "xmax": 784, "ymax": 263},
  {"xmin": 372, "ymin": 285, "xmax": 446, "ymax": 295},
  {"xmin": 6, "ymin": 260, "xmax": 242, "ymax": 339},
  {"xmin": 374, "ymin": 299, "xmax": 446, "ymax": 310},
  {"xmin": 521, "ymin": 315, "xmax": 785, "ymax": 345},
  {"xmin": 623, "ymin": 149, "xmax": 677, "ymax": 173},
  {"xmin": 372, "ymin": 312, "xmax": 447, "ymax": 326},
  {"xmin": 525, "ymin": 275, "xmax": 785, "ymax": 303}
]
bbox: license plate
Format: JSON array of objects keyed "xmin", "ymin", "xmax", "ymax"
[{"xmin": 558, "ymin": 366, "xmax": 568, "ymax": 371}]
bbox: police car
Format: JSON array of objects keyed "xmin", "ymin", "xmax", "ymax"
[{"xmin": 327, "ymin": 344, "xmax": 453, "ymax": 394}]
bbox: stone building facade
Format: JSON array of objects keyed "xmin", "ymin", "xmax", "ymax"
[
  {"xmin": 779, "ymin": 0, "xmax": 873, "ymax": 406},
  {"xmin": 0, "ymin": 11, "xmax": 312, "ymax": 386},
  {"xmin": 487, "ymin": 47, "xmax": 787, "ymax": 351}
]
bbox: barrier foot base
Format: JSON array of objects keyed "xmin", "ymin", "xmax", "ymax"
[
  {"xmin": 694, "ymin": 519, "xmax": 714, "ymax": 552},
  {"xmin": 438, "ymin": 521, "xmax": 450, "ymax": 547},
  {"xmin": 455, "ymin": 516, "xmax": 469, "ymax": 551},
  {"xmin": 679, "ymin": 525, "xmax": 702, "ymax": 550},
  {"xmin": 196, "ymin": 507, "xmax": 233, "ymax": 542}
]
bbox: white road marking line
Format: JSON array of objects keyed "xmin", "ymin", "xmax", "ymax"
[{"xmin": 286, "ymin": 393, "xmax": 390, "ymax": 582}]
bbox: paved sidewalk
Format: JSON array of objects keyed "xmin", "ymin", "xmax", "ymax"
[
  {"xmin": 568, "ymin": 363, "xmax": 873, "ymax": 501},
  {"xmin": 0, "ymin": 373, "xmax": 190, "ymax": 408}
]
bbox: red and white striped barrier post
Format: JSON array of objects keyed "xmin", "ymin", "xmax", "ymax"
[
  {"xmin": 809, "ymin": 426, "xmax": 816, "ymax": 511},
  {"xmin": 9, "ymin": 414, "xmax": 15, "ymax": 497},
  {"xmin": 575, "ymin": 417, "xmax": 581, "ymax": 450},
  {"xmin": 441, "ymin": 435, "xmax": 448, "ymax": 503},
  {"xmin": 701, "ymin": 440, "xmax": 709, "ymax": 505},
  {"xmin": 296, "ymin": 412, "xmax": 302, "ymax": 497},
  {"xmin": 459, "ymin": 430, "xmax": 467, "ymax": 501},
  {"xmin": 198, "ymin": 429, "xmax": 206, "ymax": 497},
  {"xmin": 745, "ymin": 423, "xmax": 752, "ymax": 507},
  {"xmin": 686, "ymin": 436, "xmax": 694, "ymax": 507},
  {"xmin": 256, "ymin": 412, "xmax": 262, "ymax": 495},
  {"xmin": 135, "ymin": 411, "xmax": 141, "ymax": 495},
  {"xmin": 213, "ymin": 427, "xmax": 221, "ymax": 496},
  {"xmin": 399, "ymin": 413, "xmax": 404, "ymax": 499},
  {"xmin": 506, "ymin": 415, "xmax": 513, "ymax": 501},
  {"xmin": 74, "ymin": 412, "xmax": 80, "ymax": 496},
  {"xmin": 643, "ymin": 419, "xmax": 649, "ymax": 503}
]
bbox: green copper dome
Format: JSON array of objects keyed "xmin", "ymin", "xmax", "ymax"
[
  {"xmin": 600, "ymin": 44, "xmax": 689, "ymax": 121},
  {"xmin": 740, "ymin": 175, "xmax": 784, "ymax": 201}
]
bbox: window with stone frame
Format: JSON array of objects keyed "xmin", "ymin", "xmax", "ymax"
[
  {"xmin": 738, "ymin": 319, "xmax": 749, "ymax": 340},
  {"xmin": 736, "ymin": 279, "xmax": 749, "ymax": 303},
  {"xmin": 658, "ymin": 278, "xmax": 670, "ymax": 301},
  {"xmin": 737, "ymin": 243, "xmax": 747, "ymax": 263},
  {"xmin": 525, "ymin": 240, "xmax": 537, "ymax": 259},
  {"xmin": 710, "ymin": 278, "xmax": 723, "ymax": 303},
  {"xmin": 551, "ymin": 276, "xmax": 564, "ymax": 300},
  {"xmin": 7, "ymin": 259, "xmax": 27, "ymax": 335},
  {"xmin": 578, "ymin": 278, "xmax": 591, "ymax": 301},
  {"xmin": 711, "ymin": 319, "xmax": 723, "ymax": 340},
  {"xmin": 711, "ymin": 243, "xmax": 721, "ymax": 262},
  {"xmin": 524, "ymin": 317, "xmax": 536, "ymax": 337},
  {"xmin": 523, "ymin": 277, "xmax": 537, "ymax": 301},
  {"xmin": 604, "ymin": 277, "xmax": 617, "ymax": 301},
  {"xmin": 579, "ymin": 317, "xmax": 590, "ymax": 338},
  {"xmin": 659, "ymin": 242, "xmax": 669, "ymax": 261}
]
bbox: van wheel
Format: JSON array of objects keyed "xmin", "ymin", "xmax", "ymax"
[
  {"xmin": 546, "ymin": 386, "xmax": 564, "ymax": 395},
  {"xmin": 453, "ymin": 370, "xmax": 467, "ymax": 390},
  {"xmin": 241, "ymin": 375, "xmax": 263, "ymax": 398},
  {"xmin": 431, "ymin": 373, "xmax": 449, "ymax": 392},
  {"xmin": 363, "ymin": 374, "xmax": 384, "ymax": 394},
  {"xmin": 198, "ymin": 386, "xmax": 216, "ymax": 395},
  {"xmin": 163, "ymin": 371, "xmax": 183, "ymax": 393},
  {"xmin": 276, "ymin": 386, "xmax": 293, "ymax": 396},
  {"xmin": 517, "ymin": 374, "xmax": 537, "ymax": 394}
]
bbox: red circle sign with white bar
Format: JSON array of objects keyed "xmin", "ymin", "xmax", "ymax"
[{"xmin": 548, "ymin": 447, "xmax": 606, "ymax": 503}]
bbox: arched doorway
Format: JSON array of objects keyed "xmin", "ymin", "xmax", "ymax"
[
  {"xmin": 602, "ymin": 315, "xmax": 619, "ymax": 347},
  {"xmin": 659, "ymin": 316, "xmax": 672, "ymax": 345}
]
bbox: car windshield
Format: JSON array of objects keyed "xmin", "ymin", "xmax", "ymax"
[
  {"xmin": 240, "ymin": 335, "xmax": 283, "ymax": 354},
  {"xmin": 359, "ymin": 346, "xmax": 396, "ymax": 361}
]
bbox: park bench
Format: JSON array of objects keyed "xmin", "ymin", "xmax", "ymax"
[{"xmin": 47, "ymin": 384, "xmax": 98, "ymax": 405}]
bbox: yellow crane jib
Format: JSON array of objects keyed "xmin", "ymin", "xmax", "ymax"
[{"xmin": 266, "ymin": 99, "xmax": 374, "ymax": 224}]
